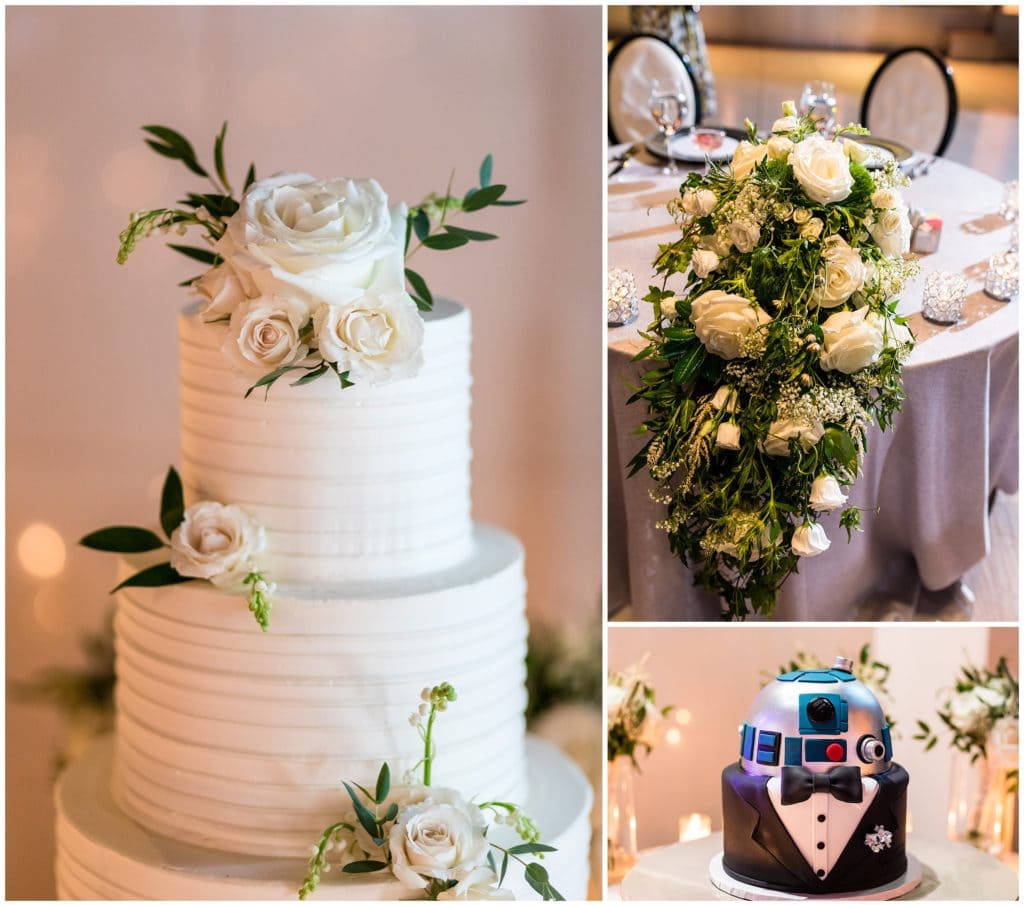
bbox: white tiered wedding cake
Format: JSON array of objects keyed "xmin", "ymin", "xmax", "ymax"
[{"xmin": 55, "ymin": 147, "xmax": 591, "ymax": 900}]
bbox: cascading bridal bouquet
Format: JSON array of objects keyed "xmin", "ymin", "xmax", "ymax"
[
  {"xmin": 299, "ymin": 684, "xmax": 564, "ymax": 901},
  {"xmin": 117, "ymin": 122, "xmax": 522, "ymax": 397},
  {"xmin": 629, "ymin": 100, "xmax": 919, "ymax": 619}
]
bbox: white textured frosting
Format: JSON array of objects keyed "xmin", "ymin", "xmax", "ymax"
[
  {"xmin": 109, "ymin": 526, "xmax": 528, "ymax": 858},
  {"xmin": 178, "ymin": 298, "xmax": 473, "ymax": 584},
  {"xmin": 57, "ymin": 735, "xmax": 592, "ymax": 901}
]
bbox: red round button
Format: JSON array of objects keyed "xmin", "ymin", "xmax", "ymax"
[{"xmin": 826, "ymin": 743, "xmax": 844, "ymax": 762}]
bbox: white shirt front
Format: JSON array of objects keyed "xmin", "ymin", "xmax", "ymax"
[{"xmin": 766, "ymin": 775, "xmax": 879, "ymax": 879}]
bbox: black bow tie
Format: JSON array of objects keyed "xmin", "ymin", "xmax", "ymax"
[{"xmin": 780, "ymin": 765, "xmax": 864, "ymax": 805}]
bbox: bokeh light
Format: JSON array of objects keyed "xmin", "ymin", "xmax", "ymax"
[
  {"xmin": 18, "ymin": 522, "xmax": 67, "ymax": 578},
  {"xmin": 665, "ymin": 727, "xmax": 683, "ymax": 746}
]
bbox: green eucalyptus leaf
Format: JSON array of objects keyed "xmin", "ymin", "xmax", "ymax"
[
  {"xmin": 422, "ymin": 233, "xmax": 469, "ymax": 251},
  {"xmin": 383, "ymin": 801, "xmax": 399, "ymax": 823},
  {"xmin": 342, "ymin": 860, "xmax": 388, "ymax": 874},
  {"xmin": 291, "ymin": 363, "xmax": 329, "ymax": 387},
  {"xmin": 142, "ymin": 125, "xmax": 209, "ymax": 178},
  {"xmin": 80, "ymin": 526, "xmax": 165, "ymax": 553},
  {"xmin": 166, "ymin": 244, "xmax": 221, "ymax": 266},
  {"xmin": 160, "ymin": 467, "xmax": 185, "ymax": 537},
  {"xmin": 405, "ymin": 268, "xmax": 433, "ymax": 310},
  {"xmin": 462, "ymin": 184, "xmax": 506, "ymax": 212},
  {"xmin": 375, "ymin": 762, "xmax": 391, "ymax": 804},
  {"xmin": 243, "ymin": 163, "xmax": 257, "ymax": 192},
  {"xmin": 343, "ymin": 782, "xmax": 382, "ymax": 840},
  {"xmin": 672, "ymin": 344, "xmax": 706, "ymax": 386},
  {"xmin": 213, "ymin": 121, "xmax": 231, "ymax": 193},
  {"xmin": 499, "ymin": 851, "xmax": 509, "ymax": 886},
  {"xmin": 444, "ymin": 225, "xmax": 498, "ymax": 242},
  {"xmin": 479, "ymin": 154, "xmax": 493, "ymax": 188},
  {"xmin": 507, "ymin": 843, "xmax": 557, "ymax": 855},
  {"xmin": 492, "ymin": 198, "xmax": 527, "ymax": 207},
  {"xmin": 413, "ymin": 209, "xmax": 431, "ymax": 241},
  {"xmin": 111, "ymin": 562, "xmax": 191, "ymax": 593}
]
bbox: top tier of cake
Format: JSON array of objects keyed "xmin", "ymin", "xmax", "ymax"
[{"xmin": 178, "ymin": 300, "xmax": 472, "ymax": 585}]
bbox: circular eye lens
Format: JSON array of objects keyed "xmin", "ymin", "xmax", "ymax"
[
  {"xmin": 807, "ymin": 697, "xmax": 836, "ymax": 723},
  {"xmin": 858, "ymin": 735, "xmax": 887, "ymax": 763}
]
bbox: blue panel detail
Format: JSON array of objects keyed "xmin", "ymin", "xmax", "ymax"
[
  {"xmin": 839, "ymin": 700, "xmax": 849, "ymax": 732},
  {"xmin": 740, "ymin": 724, "xmax": 756, "ymax": 760},
  {"xmin": 882, "ymin": 725, "xmax": 892, "ymax": 759},
  {"xmin": 799, "ymin": 693, "xmax": 844, "ymax": 734},
  {"xmin": 805, "ymin": 738, "xmax": 846, "ymax": 762},
  {"xmin": 755, "ymin": 730, "xmax": 780, "ymax": 766},
  {"xmin": 777, "ymin": 671, "xmax": 801, "ymax": 682},
  {"xmin": 784, "ymin": 737, "xmax": 803, "ymax": 766},
  {"xmin": 795, "ymin": 671, "xmax": 839, "ymax": 684}
]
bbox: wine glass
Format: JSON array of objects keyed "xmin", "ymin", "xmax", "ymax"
[
  {"xmin": 648, "ymin": 79, "xmax": 689, "ymax": 176},
  {"xmin": 799, "ymin": 80, "xmax": 838, "ymax": 135}
]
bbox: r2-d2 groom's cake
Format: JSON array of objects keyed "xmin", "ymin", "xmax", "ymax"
[{"xmin": 720, "ymin": 656, "xmax": 910, "ymax": 895}]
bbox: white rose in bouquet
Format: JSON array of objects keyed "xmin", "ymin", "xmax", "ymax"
[
  {"xmin": 792, "ymin": 522, "xmax": 831, "ymax": 557},
  {"xmin": 221, "ymin": 296, "xmax": 310, "ymax": 378},
  {"xmin": 809, "ymin": 474, "xmax": 848, "ymax": 512},
  {"xmin": 313, "ymin": 290, "xmax": 425, "ymax": 384},
  {"xmin": 731, "ymin": 141, "xmax": 770, "ymax": 179},
  {"xmin": 812, "ymin": 236, "xmax": 866, "ymax": 308},
  {"xmin": 767, "ymin": 135, "xmax": 795, "ymax": 160},
  {"xmin": 883, "ymin": 316, "xmax": 915, "ymax": 350},
  {"xmin": 789, "ymin": 134, "xmax": 854, "ymax": 205},
  {"xmin": 389, "ymin": 792, "xmax": 490, "ymax": 892},
  {"xmin": 690, "ymin": 290, "xmax": 772, "ymax": 360},
  {"xmin": 170, "ymin": 501, "xmax": 265, "ymax": 585},
  {"xmin": 699, "ymin": 232, "xmax": 733, "ymax": 258},
  {"xmin": 691, "ymin": 248, "xmax": 721, "ymax": 278},
  {"xmin": 763, "ymin": 417, "xmax": 825, "ymax": 456},
  {"xmin": 948, "ymin": 691, "xmax": 993, "ymax": 737},
  {"xmin": 842, "ymin": 139, "xmax": 871, "ymax": 164},
  {"xmin": 729, "ymin": 220, "xmax": 761, "ymax": 253},
  {"xmin": 792, "ymin": 208, "xmax": 812, "ymax": 225},
  {"xmin": 437, "ymin": 867, "xmax": 513, "ymax": 900},
  {"xmin": 195, "ymin": 262, "xmax": 246, "ymax": 322},
  {"xmin": 216, "ymin": 173, "xmax": 406, "ymax": 309},
  {"xmin": 974, "ymin": 686, "xmax": 1008, "ymax": 709},
  {"xmin": 716, "ymin": 421, "xmax": 741, "ymax": 450},
  {"xmin": 683, "ymin": 188, "xmax": 718, "ymax": 216},
  {"xmin": 869, "ymin": 205, "xmax": 912, "ymax": 258},
  {"xmin": 799, "ymin": 217, "xmax": 824, "ymax": 241},
  {"xmin": 871, "ymin": 188, "xmax": 903, "ymax": 210},
  {"xmin": 771, "ymin": 115, "xmax": 800, "ymax": 133},
  {"xmin": 819, "ymin": 307, "xmax": 885, "ymax": 373},
  {"xmin": 710, "ymin": 385, "xmax": 738, "ymax": 412}
]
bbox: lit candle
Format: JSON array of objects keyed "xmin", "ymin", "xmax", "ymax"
[{"xmin": 678, "ymin": 812, "xmax": 712, "ymax": 842}]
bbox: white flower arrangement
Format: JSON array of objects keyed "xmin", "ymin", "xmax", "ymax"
[
  {"xmin": 607, "ymin": 658, "xmax": 672, "ymax": 765},
  {"xmin": 115, "ymin": 123, "xmax": 523, "ymax": 397},
  {"xmin": 80, "ymin": 467, "xmax": 275, "ymax": 630},
  {"xmin": 299, "ymin": 684, "xmax": 562, "ymax": 902},
  {"xmin": 630, "ymin": 100, "xmax": 920, "ymax": 618}
]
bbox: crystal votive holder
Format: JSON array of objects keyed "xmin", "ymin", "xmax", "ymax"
[
  {"xmin": 922, "ymin": 271, "xmax": 968, "ymax": 324},
  {"xmin": 999, "ymin": 180, "xmax": 1019, "ymax": 224},
  {"xmin": 1008, "ymin": 223, "xmax": 1019, "ymax": 254},
  {"xmin": 608, "ymin": 268, "xmax": 640, "ymax": 326},
  {"xmin": 984, "ymin": 251, "xmax": 1019, "ymax": 301}
]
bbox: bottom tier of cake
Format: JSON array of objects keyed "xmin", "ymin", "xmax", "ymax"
[{"xmin": 55, "ymin": 735, "xmax": 592, "ymax": 901}]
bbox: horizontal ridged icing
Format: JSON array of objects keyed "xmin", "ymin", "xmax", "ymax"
[
  {"xmin": 177, "ymin": 299, "xmax": 473, "ymax": 584},
  {"xmin": 109, "ymin": 526, "xmax": 529, "ymax": 858}
]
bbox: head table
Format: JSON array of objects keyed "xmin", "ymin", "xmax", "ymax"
[{"xmin": 608, "ymin": 145, "xmax": 1018, "ymax": 621}]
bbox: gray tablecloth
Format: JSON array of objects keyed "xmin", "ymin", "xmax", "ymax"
[{"xmin": 608, "ymin": 154, "xmax": 1019, "ymax": 621}]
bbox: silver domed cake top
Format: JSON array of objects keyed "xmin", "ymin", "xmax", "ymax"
[{"xmin": 738, "ymin": 655, "xmax": 892, "ymax": 778}]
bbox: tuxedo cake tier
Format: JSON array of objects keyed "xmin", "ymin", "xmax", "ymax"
[{"xmin": 719, "ymin": 657, "xmax": 910, "ymax": 896}]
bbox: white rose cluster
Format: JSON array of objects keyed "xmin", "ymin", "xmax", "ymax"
[
  {"xmin": 169, "ymin": 501, "xmax": 265, "ymax": 586},
  {"xmin": 196, "ymin": 173, "xmax": 423, "ymax": 385},
  {"xmin": 690, "ymin": 290, "xmax": 772, "ymax": 360},
  {"xmin": 789, "ymin": 134, "xmax": 855, "ymax": 205}
]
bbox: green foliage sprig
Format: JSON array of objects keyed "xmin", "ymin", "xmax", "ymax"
[
  {"xmin": 629, "ymin": 106, "xmax": 918, "ymax": 619},
  {"xmin": 607, "ymin": 659, "xmax": 672, "ymax": 766}
]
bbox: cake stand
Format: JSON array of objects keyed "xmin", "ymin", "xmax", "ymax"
[{"xmin": 619, "ymin": 832, "xmax": 1020, "ymax": 901}]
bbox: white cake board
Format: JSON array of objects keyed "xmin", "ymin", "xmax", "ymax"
[{"xmin": 708, "ymin": 852, "xmax": 923, "ymax": 900}]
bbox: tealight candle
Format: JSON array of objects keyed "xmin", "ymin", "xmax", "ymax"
[
  {"xmin": 678, "ymin": 812, "xmax": 712, "ymax": 843},
  {"xmin": 984, "ymin": 251, "xmax": 1019, "ymax": 302},
  {"xmin": 921, "ymin": 271, "xmax": 968, "ymax": 324},
  {"xmin": 607, "ymin": 268, "xmax": 640, "ymax": 326}
]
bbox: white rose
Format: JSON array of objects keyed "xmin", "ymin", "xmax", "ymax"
[
  {"xmin": 731, "ymin": 141, "xmax": 770, "ymax": 179},
  {"xmin": 389, "ymin": 792, "xmax": 490, "ymax": 892},
  {"xmin": 767, "ymin": 135, "xmax": 795, "ymax": 161},
  {"xmin": 606, "ymin": 684, "xmax": 627, "ymax": 717},
  {"xmin": 800, "ymin": 218, "xmax": 824, "ymax": 241},
  {"xmin": 792, "ymin": 522, "xmax": 831, "ymax": 557},
  {"xmin": 974, "ymin": 686, "xmax": 1007, "ymax": 709},
  {"xmin": 774, "ymin": 201, "xmax": 795, "ymax": 220},
  {"xmin": 437, "ymin": 867, "xmax": 513, "ymax": 900},
  {"xmin": 852, "ymin": 258, "xmax": 878, "ymax": 307},
  {"xmin": 819, "ymin": 307, "xmax": 884, "ymax": 373},
  {"xmin": 789, "ymin": 134, "xmax": 854, "ymax": 205},
  {"xmin": 843, "ymin": 139, "xmax": 871, "ymax": 164},
  {"xmin": 809, "ymin": 474, "xmax": 848, "ymax": 512},
  {"xmin": 169, "ymin": 501, "xmax": 265, "ymax": 585},
  {"xmin": 948, "ymin": 692, "xmax": 992, "ymax": 737},
  {"xmin": 812, "ymin": 236, "xmax": 866, "ymax": 307},
  {"xmin": 710, "ymin": 385, "xmax": 738, "ymax": 412},
  {"xmin": 771, "ymin": 115, "xmax": 800, "ymax": 133},
  {"xmin": 683, "ymin": 188, "xmax": 717, "ymax": 216},
  {"xmin": 717, "ymin": 421, "xmax": 741, "ymax": 450},
  {"xmin": 763, "ymin": 417, "xmax": 825, "ymax": 456},
  {"xmin": 313, "ymin": 290, "xmax": 424, "ymax": 385},
  {"xmin": 690, "ymin": 290, "xmax": 772, "ymax": 360},
  {"xmin": 869, "ymin": 206, "xmax": 912, "ymax": 258},
  {"xmin": 871, "ymin": 188, "xmax": 902, "ymax": 210},
  {"xmin": 194, "ymin": 263, "xmax": 246, "ymax": 322},
  {"xmin": 792, "ymin": 208, "xmax": 812, "ymax": 225},
  {"xmin": 729, "ymin": 220, "xmax": 761, "ymax": 254},
  {"xmin": 221, "ymin": 296, "xmax": 310, "ymax": 379},
  {"xmin": 217, "ymin": 173, "xmax": 405, "ymax": 309},
  {"xmin": 884, "ymin": 316, "xmax": 915, "ymax": 349},
  {"xmin": 699, "ymin": 232, "xmax": 732, "ymax": 257},
  {"xmin": 691, "ymin": 248, "xmax": 720, "ymax": 278}
]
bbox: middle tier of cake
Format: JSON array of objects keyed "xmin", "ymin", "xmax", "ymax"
[{"xmin": 110, "ymin": 524, "xmax": 527, "ymax": 859}]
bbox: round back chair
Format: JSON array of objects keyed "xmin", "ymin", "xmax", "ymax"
[
  {"xmin": 608, "ymin": 33, "xmax": 701, "ymax": 145},
  {"xmin": 860, "ymin": 46, "xmax": 958, "ymax": 156}
]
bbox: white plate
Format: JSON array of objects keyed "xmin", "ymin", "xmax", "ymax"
[{"xmin": 646, "ymin": 131, "xmax": 738, "ymax": 163}]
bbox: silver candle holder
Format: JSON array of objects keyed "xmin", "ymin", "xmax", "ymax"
[
  {"xmin": 921, "ymin": 271, "xmax": 968, "ymax": 324},
  {"xmin": 984, "ymin": 251, "xmax": 1019, "ymax": 302},
  {"xmin": 999, "ymin": 180, "xmax": 1019, "ymax": 224},
  {"xmin": 607, "ymin": 268, "xmax": 640, "ymax": 326}
]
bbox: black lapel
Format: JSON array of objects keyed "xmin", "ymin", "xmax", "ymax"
[{"xmin": 827, "ymin": 766, "xmax": 908, "ymax": 883}]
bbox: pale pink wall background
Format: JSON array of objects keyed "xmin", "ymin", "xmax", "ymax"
[
  {"xmin": 609, "ymin": 625, "xmax": 1019, "ymax": 850},
  {"xmin": 6, "ymin": 6, "xmax": 602, "ymax": 897}
]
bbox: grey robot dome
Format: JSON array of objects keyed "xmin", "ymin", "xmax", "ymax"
[{"xmin": 738, "ymin": 655, "xmax": 893, "ymax": 778}]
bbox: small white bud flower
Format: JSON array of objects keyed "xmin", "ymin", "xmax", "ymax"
[
  {"xmin": 176, "ymin": 223, "xmax": 188, "ymax": 236},
  {"xmin": 421, "ymin": 688, "xmax": 431, "ymax": 702},
  {"xmin": 418, "ymin": 703, "xmax": 429, "ymax": 716}
]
